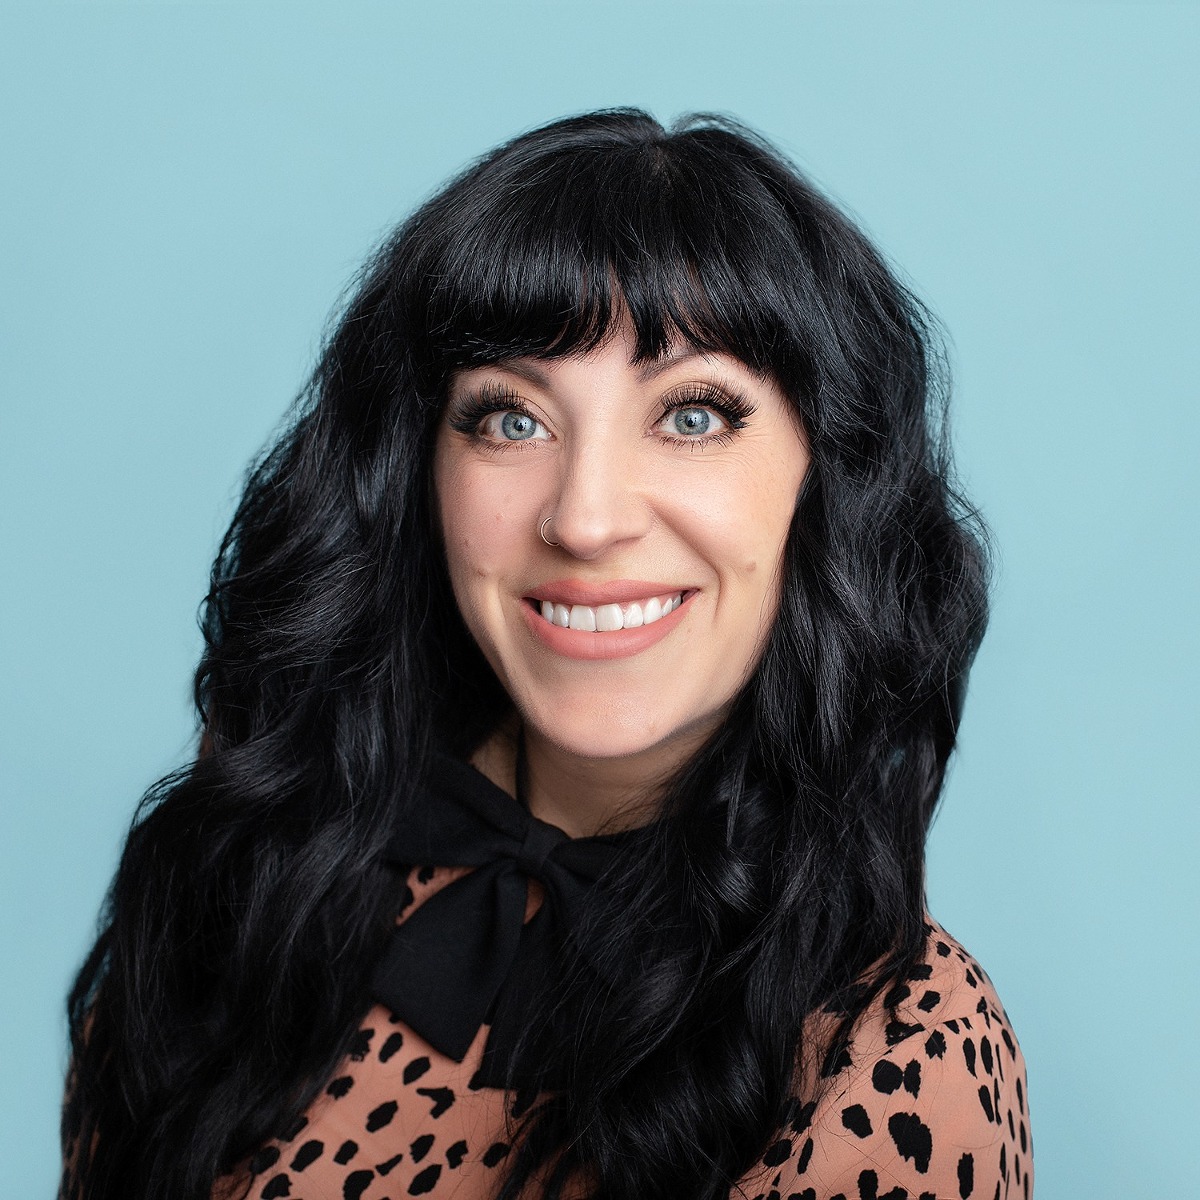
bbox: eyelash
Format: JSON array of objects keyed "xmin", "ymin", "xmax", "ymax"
[{"xmin": 446, "ymin": 381, "xmax": 757, "ymax": 452}]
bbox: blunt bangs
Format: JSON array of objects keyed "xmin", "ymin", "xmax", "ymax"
[{"xmin": 402, "ymin": 114, "xmax": 821, "ymax": 390}]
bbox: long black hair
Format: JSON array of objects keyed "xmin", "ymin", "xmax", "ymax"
[{"xmin": 62, "ymin": 109, "xmax": 989, "ymax": 1200}]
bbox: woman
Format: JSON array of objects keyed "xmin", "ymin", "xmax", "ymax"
[{"xmin": 61, "ymin": 109, "xmax": 1032, "ymax": 1200}]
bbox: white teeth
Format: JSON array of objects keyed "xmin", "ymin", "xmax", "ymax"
[
  {"xmin": 595, "ymin": 603, "xmax": 623, "ymax": 632},
  {"xmin": 569, "ymin": 604, "xmax": 597, "ymax": 631},
  {"xmin": 534, "ymin": 592, "xmax": 685, "ymax": 632}
]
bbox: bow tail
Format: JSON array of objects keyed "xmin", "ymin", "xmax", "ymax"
[
  {"xmin": 475, "ymin": 905, "xmax": 583, "ymax": 1091},
  {"xmin": 370, "ymin": 864, "xmax": 529, "ymax": 1062}
]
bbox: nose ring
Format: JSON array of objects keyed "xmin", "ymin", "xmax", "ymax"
[{"xmin": 539, "ymin": 516, "xmax": 560, "ymax": 547}]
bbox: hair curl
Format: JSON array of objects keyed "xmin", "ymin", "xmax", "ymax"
[{"xmin": 62, "ymin": 108, "xmax": 989, "ymax": 1200}]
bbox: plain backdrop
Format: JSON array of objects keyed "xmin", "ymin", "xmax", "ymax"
[{"xmin": 2, "ymin": 3, "xmax": 1197, "ymax": 1197}]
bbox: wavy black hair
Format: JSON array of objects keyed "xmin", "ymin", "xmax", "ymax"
[{"xmin": 61, "ymin": 108, "xmax": 990, "ymax": 1200}]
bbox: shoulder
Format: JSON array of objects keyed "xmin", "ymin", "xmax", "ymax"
[{"xmin": 744, "ymin": 916, "xmax": 1033, "ymax": 1200}]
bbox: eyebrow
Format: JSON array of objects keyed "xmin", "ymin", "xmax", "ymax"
[{"xmin": 635, "ymin": 347, "xmax": 706, "ymax": 379}]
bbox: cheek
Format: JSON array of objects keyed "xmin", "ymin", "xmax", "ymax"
[
  {"xmin": 434, "ymin": 454, "xmax": 531, "ymax": 595},
  {"xmin": 701, "ymin": 464, "xmax": 801, "ymax": 577},
  {"xmin": 698, "ymin": 456, "xmax": 805, "ymax": 634}
]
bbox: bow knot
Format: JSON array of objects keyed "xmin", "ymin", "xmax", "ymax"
[{"xmin": 516, "ymin": 820, "xmax": 565, "ymax": 878}]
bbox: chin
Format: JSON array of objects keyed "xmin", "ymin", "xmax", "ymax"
[
  {"xmin": 537, "ymin": 725, "xmax": 666, "ymax": 763},
  {"xmin": 520, "ymin": 691, "xmax": 719, "ymax": 763}
]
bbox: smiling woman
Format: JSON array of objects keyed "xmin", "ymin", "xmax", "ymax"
[
  {"xmin": 60, "ymin": 110, "xmax": 1032, "ymax": 1200},
  {"xmin": 436, "ymin": 334, "xmax": 811, "ymax": 833}
]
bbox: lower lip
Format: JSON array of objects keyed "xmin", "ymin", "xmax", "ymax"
[{"xmin": 519, "ymin": 592, "xmax": 697, "ymax": 660}]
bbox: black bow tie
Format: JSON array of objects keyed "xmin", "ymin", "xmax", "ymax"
[{"xmin": 369, "ymin": 750, "xmax": 640, "ymax": 1089}]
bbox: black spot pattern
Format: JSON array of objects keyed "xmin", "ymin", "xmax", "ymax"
[
  {"xmin": 788, "ymin": 1098, "xmax": 816, "ymax": 1134},
  {"xmin": 841, "ymin": 1105, "xmax": 873, "ymax": 1138},
  {"xmin": 366, "ymin": 1100, "xmax": 398, "ymax": 1132},
  {"xmin": 872, "ymin": 1060, "xmax": 904, "ymax": 1093},
  {"xmin": 249, "ymin": 1146, "xmax": 281, "ymax": 1175},
  {"xmin": 409, "ymin": 1163, "xmax": 442, "ymax": 1194},
  {"xmin": 417, "ymin": 1085, "xmax": 455, "ymax": 1117},
  {"xmin": 210, "ymin": 872, "xmax": 1029, "ymax": 1200},
  {"xmin": 482, "ymin": 1142, "xmax": 509, "ymax": 1167},
  {"xmin": 348, "ymin": 1028, "xmax": 374, "ymax": 1061},
  {"xmin": 885, "ymin": 1019, "xmax": 925, "ymax": 1046},
  {"xmin": 888, "ymin": 1112, "xmax": 933, "ymax": 1173},
  {"xmin": 403, "ymin": 1055, "xmax": 432, "ymax": 1084},
  {"xmin": 957, "ymin": 1152, "xmax": 974, "ymax": 1198},
  {"xmin": 855, "ymin": 1167, "xmax": 907, "ymax": 1200},
  {"xmin": 822, "ymin": 1038, "xmax": 854, "ymax": 1076},
  {"xmin": 344, "ymin": 1168, "xmax": 374, "ymax": 1200},
  {"xmin": 796, "ymin": 1136, "xmax": 814, "ymax": 1174},
  {"xmin": 290, "ymin": 1140, "xmax": 323, "ymax": 1172},
  {"xmin": 762, "ymin": 1137, "xmax": 793, "ymax": 1166},
  {"xmin": 963, "ymin": 1037, "xmax": 977, "ymax": 1076},
  {"xmin": 872, "ymin": 1058, "xmax": 921, "ymax": 1098},
  {"xmin": 903, "ymin": 1060, "xmax": 922, "ymax": 1097}
]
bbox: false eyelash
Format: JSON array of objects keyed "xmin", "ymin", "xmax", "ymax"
[
  {"xmin": 652, "ymin": 383, "xmax": 757, "ymax": 431},
  {"xmin": 445, "ymin": 381, "xmax": 533, "ymax": 437}
]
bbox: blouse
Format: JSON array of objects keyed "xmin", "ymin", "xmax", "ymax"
[{"xmin": 218, "ymin": 858, "xmax": 1033, "ymax": 1200}]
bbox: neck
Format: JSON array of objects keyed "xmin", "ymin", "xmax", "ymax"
[{"xmin": 468, "ymin": 712, "xmax": 715, "ymax": 839}]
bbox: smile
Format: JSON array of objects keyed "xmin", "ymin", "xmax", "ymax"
[
  {"xmin": 518, "ymin": 589, "xmax": 698, "ymax": 661},
  {"xmin": 532, "ymin": 591, "xmax": 685, "ymax": 632}
]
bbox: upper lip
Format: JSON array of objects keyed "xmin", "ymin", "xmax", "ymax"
[{"xmin": 524, "ymin": 579, "xmax": 694, "ymax": 606}]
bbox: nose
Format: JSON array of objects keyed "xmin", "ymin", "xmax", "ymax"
[{"xmin": 543, "ymin": 438, "xmax": 653, "ymax": 560}]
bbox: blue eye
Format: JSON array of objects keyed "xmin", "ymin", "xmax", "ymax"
[
  {"xmin": 671, "ymin": 407, "xmax": 712, "ymax": 436},
  {"xmin": 500, "ymin": 411, "xmax": 539, "ymax": 440}
]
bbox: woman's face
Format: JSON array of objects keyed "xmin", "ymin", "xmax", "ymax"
[{"xmin": 432, "ymin": 319, "xmax": 811, "ymax": 767}]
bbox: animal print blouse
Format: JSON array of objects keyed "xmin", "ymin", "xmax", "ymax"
[{"xmin": 217, "ymin": 864, "xmax": 1033, "ymax": 1200}]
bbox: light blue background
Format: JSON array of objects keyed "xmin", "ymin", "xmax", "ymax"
[{"xmin": 2, "ymin": 4, "xmax": 1196, "ymax": 1197}]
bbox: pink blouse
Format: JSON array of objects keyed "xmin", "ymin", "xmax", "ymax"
[{"xmin": 218, "ymin": 863, "xmax": 1033, "ymax": 1200}]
